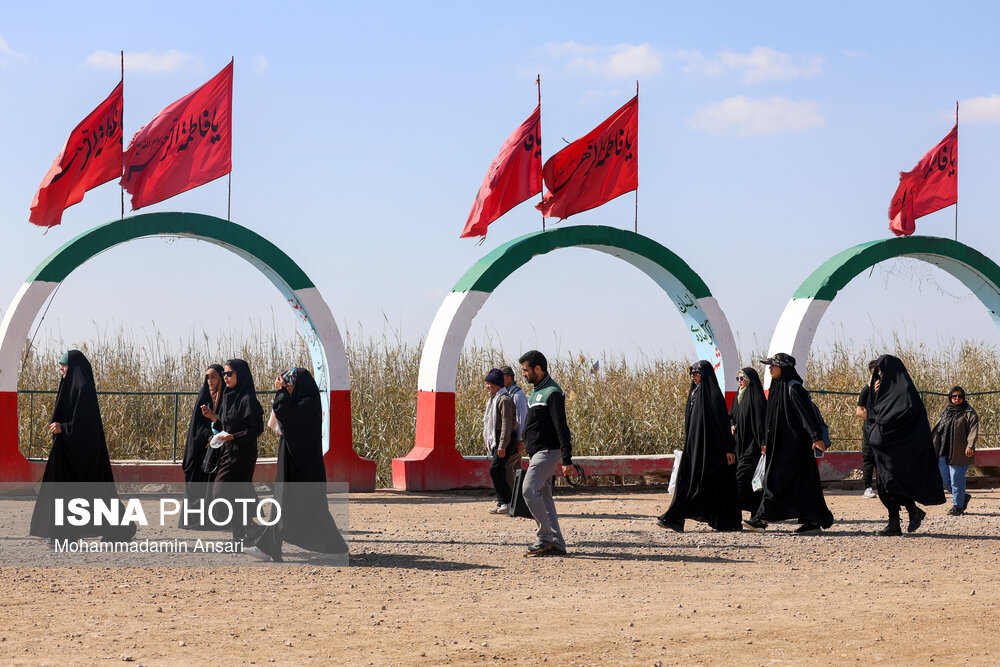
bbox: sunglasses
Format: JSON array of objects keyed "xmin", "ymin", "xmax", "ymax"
[
  {"xmin": 951, "ymin": 394, "xmax": 964, "ymax": 399},
  {"xmin": 736, "ymin": 375, "xmax": 747, "ymax": 382},
  {"xmin": 223, "ymin": 371, "xmax": 235, "ymax": 378},
  {"xmin": 690, "ymin": 371, "xmax": 701, "ymax": 376}
]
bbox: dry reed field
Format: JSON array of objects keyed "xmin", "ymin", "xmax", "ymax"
[{"xmin": 17, "ymin": 328, "xmax": 1000, "ymax": 487}]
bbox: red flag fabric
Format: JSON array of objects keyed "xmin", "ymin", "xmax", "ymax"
[
  {"xmin": 888, "ymin": 125, "xmax": 957, "ymax": 236},
  {"xmin": 536, "ymin": 95, "xmax": 637, "ymax": 220},
  {"xmin": 122, "ymin": 61, "xmax": 233, "ymax": 210},
  {"xmin": 460, "ymin": 105, "xmax": 542, "ymax": 238},
  {"xmin": 29, "ymin": 82, "xmax": 123, "ymax": 228}
]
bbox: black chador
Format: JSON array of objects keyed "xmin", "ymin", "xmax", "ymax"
[
  {"xmin": 29, "ymin": 350, "xmax": 137, "ymax": 542},
  {"xmin": 178, "ymin": 364, "xmax": 225, "ymax": 529},
  {"xmin": 868, "ymin": 354, "xmax": 945, "ymax": 535},
  {"xmin": 211, "ymin": 358, "xmax": 264, "ymax": 541},
  {"xmin": 730, "ymin": 367, "xmax": 767, "ymax": 513},
  {"xmin": 747, "ymin": 354, "xmax": 834, "ymax": 534},
  {"xmin": 657, "ymin": 360, "xmax": 742, "ymax": 532},
  {"xmin": 248, "ymin": 368, "xmax": 348, "ymax": 562}
]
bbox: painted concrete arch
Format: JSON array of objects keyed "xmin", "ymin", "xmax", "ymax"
[
  {"xmin": 394, "ymin": 224, "xmax": 739, "ymax": 490},
  {"xmin": 0, "ymin": 212, "xmax": 375, "ymax": 490},
  {"xmin": 767, "ymin": 235, "xmax": 1000, "ymax": 386}
]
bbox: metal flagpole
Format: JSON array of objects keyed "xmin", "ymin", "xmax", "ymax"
[
  {"xmin": 538, "ymin": 74, "xmax": 545, "ymax": 232},
  {"xmin": 955, "ymin": 100, "xmax": 959, "ymax": 241},
  {"xmin": 121, "ymin": 50, "xmax": 125, "ymax": 219},
  {"xmin": 634, "ymin": 80, "xmax": 638, "ymax": 233},
  {"xmin": 228, "ymin": 56, "xmax": 234, "ymax": 222}
]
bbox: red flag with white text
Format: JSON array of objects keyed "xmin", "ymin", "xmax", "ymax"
[
  {"xmin": 461, "ymin": 105, "xmax": 541, "ymax": 238},
  {"xmin": 29, "ymin": 82, "xmax": 123, "ymax": 228},
  {"xmin": 536, "ymin": 95, "xmax": 637, "ymax": 220},
  {"xmin": 888, "ymin": 125, "xmax": 957, "ymax": 236},
  {"xmin": 122, "ymin": 61, "xmax": 233, "ymax": 210}
]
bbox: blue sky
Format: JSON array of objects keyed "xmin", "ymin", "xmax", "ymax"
[{"xmin": 2, "ymin": 1, "xmax": 1000, "ymax": 368}]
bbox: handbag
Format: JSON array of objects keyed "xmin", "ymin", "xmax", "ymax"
[
  {"xmin": 508, "ymin": 468, "xmax": 534, "ymax": 519},
  {"xmin": 201, "ymin": 432, "xmax": 227, "ymax": 475}
]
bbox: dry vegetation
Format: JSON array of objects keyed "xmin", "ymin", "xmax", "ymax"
[{"xmin": 17, "ymin": 328, "xmax": 1000, "ymax": 487}]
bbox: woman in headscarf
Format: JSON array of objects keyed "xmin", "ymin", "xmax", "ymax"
[
  {"xmin": 730, "ymin": 367, "xmax": 767, "ymax": 514},
  {"xmin": 932, "ymin": 386, "xmax": 978, "ymax": 516},
  {"xmin": 202, "ymin": 358, "xmax": 264, "ymax": 542},
  {"xmin": 29, "ymin": 350, "xmax": 137, "ymax": 543},
  {"xmin": 178, "ymin": 364, "xmax": 225, "ymax": 529},
  {"xmin": 743, "ymin": 353, "xmax": 834, "ymax": 535},
  {"xmin": 868, "ymin": 354, "xmax": 945, "ymax": 535},
  {"xmin": 245, "ymin": 368, "xmax": 348, "ymax": 562},
  {"xmin": 656, "ymin": 360, "xmax": 742, "ymax": 532}
]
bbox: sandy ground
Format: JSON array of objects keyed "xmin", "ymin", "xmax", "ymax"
[{"xmin": 0, "ymin": 486, "xmax": 999, "ymax": 665}]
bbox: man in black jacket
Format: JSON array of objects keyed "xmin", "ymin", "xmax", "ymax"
[{"xmin": 518, "ymin": 350, "xmax": 575, "ymax": 557}]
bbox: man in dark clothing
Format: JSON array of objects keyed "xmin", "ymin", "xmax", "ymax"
[
  {"xmin": 482, "ymin": 368, "xmax": 519, "ymax": 514},
  {"xmin": 518, "ymin": 350, "xmax": 575, "ymax": 557},
  {"xmin": 857, "ymin": 359, "xmax": 878, "ymax": 498}
]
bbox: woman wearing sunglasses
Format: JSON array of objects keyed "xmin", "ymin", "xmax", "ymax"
[
  {"xmin": 729, "ymin": 367, "xmax": 767, "ymax": 515},
  {"xmin": 931, "ymin": 386, "xmax": 978, "ymax": 516}
]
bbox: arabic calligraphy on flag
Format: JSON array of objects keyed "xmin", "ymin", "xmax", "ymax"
[
  {"xmin": 888, "ymin": 124, "xmax": 957, "ymax": 237},
  {"xmin": 122, "ymin": 61, "xmax": 233, "ymax": 210},
  {"xmin": 29, "ymin": 82, "xmax": 123, "ymax": 228},
  {"xmin": 536, "ymin": 95, "xmax": 637, "ymax": 220}
]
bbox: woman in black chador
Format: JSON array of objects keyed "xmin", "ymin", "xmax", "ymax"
[
  {"xmin": 867, "ymin": 354, "xmax": 945, "ymax": 535},
  {"xmin": 744, "ymin": 353, "xmax": 834, "ymax": 535},
  {"xmin": 730, "ymin": 367, "xmax": 767, "ymax": 514},
  {"xmin": 202, "ymin": 358, "xmax": 263, "ymax": 542},
  {"xmin": 246, "ymin": 368, "xmax": 348, "ymax": 562},
  {"xmin": 656, "ymin": 360, "xmax": 742, "ymax": 532},
  {"xmin": 29, "ymin": 350, "xmax": 137, "ymax": 542},
  {"xmin": 178, "ymin": 364, "xmax": 225, "ymax": 529}
]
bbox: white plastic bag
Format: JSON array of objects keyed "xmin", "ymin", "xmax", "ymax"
[
  {"xmin": 267, "ymin": 410, "xmax": 282, "ymax": 435},
  {"xmin": 209, "ymin": 431, "xmax": 229, "ymax": 449},
  {"xmin": 668, "ymin": 449, "xmax": 683, "ymax": 494},
  {"xmin": 751, "ymin": 454, "xmax": 767, "ymax": 492}
]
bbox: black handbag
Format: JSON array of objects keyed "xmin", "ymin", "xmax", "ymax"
[
  {"xmin": 508, "ymin": 468, "xmax": 534, "ymax": 519},
  {"xmin": 201, "ymin": 442, "xmax": 221, "ymax": 475}
]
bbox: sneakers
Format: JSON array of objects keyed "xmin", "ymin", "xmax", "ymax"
[
  {"xmin": 244, "ymin": 546, "xmax": 271, "ymax": 561},
  {"xmin": 524, "ymin": 542, "xmax": 566, "ymax": 557},
  {"xmin": 907, "ymin": 507, "xmax": 926, "ymax": 533},
  {"xmin": 794, "ymin": 523, "xmax": 822, "ymax": 535},
  {"xmin": 656, "ymin": 517, "xmax": 684, "ymax": 532},
  {"xmin": 946, "ymin": 505, "xmax": 963, "ymax": 516},
  {"xmin": 862, "ymin": 487, "xmax": 877, "ymax": 499},
  {"xmin": 742, "ymin": 518, "xmax": 767, "ymax": 533},
  {"xmin": 488, "ymin": 503, "xmax": 510, "ymax": 515}
]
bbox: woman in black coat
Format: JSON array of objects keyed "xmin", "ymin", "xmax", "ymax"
[
  {"xmin": 730, "ymin": 367, "xmax": 767, "ymax": 514},
  {"xmin": 246, "ymin": 368, "xmax": 348, "ymax": 562},
  {"xmin": 178, "ymin": 364, "xmax": 225, "ymax": 528}
]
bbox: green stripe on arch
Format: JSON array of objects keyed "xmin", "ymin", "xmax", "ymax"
[
  {"xmin": 451, "ymin": 225, "xmax": 712, "ymax": 297},
  {"xmin": 792, "ymin": 235, "xmax": 1000, "ymax": 302},
  {"xmin": 27, "ymin": 212, "xmax": 314, "ymax": 291}
]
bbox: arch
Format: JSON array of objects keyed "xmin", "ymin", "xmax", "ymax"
[
  {"xmin": 0, "ymin": 212, "xmax": 375, "ymax": 490},
  {"xmin": 392, "ymin": 225, "xmax": 739, "ymax": 490},
  {"xmin": 766, "ymin": 235, "xmax": 1000, "ymax": 387}
]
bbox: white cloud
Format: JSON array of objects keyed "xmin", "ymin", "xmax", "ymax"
[
  {"xmin": 671, "ymin": 47, "xmax": 823, "ymax": 84},
  {"xmin": 953, "ymin": 94, "xmax": 1000, "ymax": 123},
  {"xmin": 688, "ymin": 96, "xmax": 826, "ymax": 136},
  {"xmin": 545, "ymin": 41, "xmax": 663, "ymax": 79},
  {"xmin": 86, "ymin": 49, "xmax": 196, "ymax": 73},
  {"xmin": 0, "ymin": 34, "xmax": 24, "ymax": 67},
  {"xmin": 252, "ymin": 55, "xmax": 269, "ymax": 72}
]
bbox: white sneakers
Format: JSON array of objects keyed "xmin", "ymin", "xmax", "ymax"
[
  {"xmin": 862, "ymin": 487, "xmax": 877, "ymax": 499},
  {"xmin": 488, "ymin": 503, "xmax": 510, "ymax": 515}
]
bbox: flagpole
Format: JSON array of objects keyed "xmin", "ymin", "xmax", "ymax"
[
  {"xmin": 120, "ymin": 50, "xmax": 125, "ymax": 220},
  {"xmin": 228, "ymin": 56, "xmax": 234, "ymax": 222},
  {"xmin": 634, "ymin": 80, "xmax": 639, "ymax": 234},
  {"xmin": 538, "ymin": 74, "xmax": 545, "ymax": 232},
  {"xmin": 955, "ymin": 100, "xmax": 959, "ymax": 241}
]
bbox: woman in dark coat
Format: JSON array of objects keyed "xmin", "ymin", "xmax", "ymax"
[
  {"xmin": 730, "ymin": 367, "xmax": 767, "ymax": 514},
  {"xmin": 867, "ymin": 354, "xmax": 945, "ymax": 535},
  {"xmin": 744, "ymin": 353, "xmax": 834, "ymax": 535},
  {"xmin": 178, "ymin": 364, "xmax": 225, "ymax": 529},
  {"xmin": 202, "ymin": 358, "xmax": 263, "ymax": 542},
  {"xmin": 246, "ymin": 368, "xmax": 348, "ymax": 562},
  {"xmin": 29, "ymin": 350, "xmax": 136, "ymax": 543},
  {"xmin": 656, "ymin": 360, "xmax": 742, "ymax": 532}
]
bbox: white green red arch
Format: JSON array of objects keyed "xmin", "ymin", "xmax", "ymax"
[
  {"xmin": 392, "ymin": 224, "xmax": 738, "ymax": 490},
  {"xmin": 0, "ymin": 212, "xmax": 375, "ymax": 490},
  {"xmin": 766, "ymin": 235, "xmax": 1000, "ymax": 387}
]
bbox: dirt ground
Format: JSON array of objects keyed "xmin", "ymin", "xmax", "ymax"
[{"xmin": 1, "ymin": 487, "xmax": 999, "ymax": 665}]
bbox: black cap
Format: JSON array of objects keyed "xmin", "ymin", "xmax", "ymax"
[{"xmin": 759, "ymin": 352, "xmax": 796, "ymax": 368}]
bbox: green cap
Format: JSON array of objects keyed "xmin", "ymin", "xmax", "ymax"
[{"xmin": 59, "ymin": 351, "xmax": 69, "ymax": 364}]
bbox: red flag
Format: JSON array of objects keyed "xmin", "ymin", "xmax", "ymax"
[
  {"xmin": 460, "ymin": 106, "xmax": 542, "ymax": 238},
  {"xmin": 29, "ymin": 82, "xmax": 123, "ymax": 228},
  {"xmin": 536, "ymin": 95, "xmax": 637, "ymax": 220},
  {"xmin": 888, "ymin": 125, "xmax": 957, "ymax": 236},
  {"xmin": 122, "ymin": 61, "xmax": 233, "ymax": 210}
]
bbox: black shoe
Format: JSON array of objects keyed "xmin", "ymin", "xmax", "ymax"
[
  {"xmin": 877, "ymin": 519, "xmax": 902, "ymax": 536},
  {"xmin": 962, "ymin": 493, "xmax": 971, "ymax": 511},
  {"xmin": 946, "ymin": 505, "xmax": 963, "ymax": 516},
  {"xmin": 742, "ymin": 518, "xmax": 767, "ymax": 533},
  {"xmin": 656, "ymin": 517, "xmax": 684, "ymax": 532},
  {"xmin": 524, "ymin": 542, "xmax": 565, "ymax": 557},
  {"xmin": 794, "ymin": 523, "xmax": 822, "ymax": 535},
  {"xmin": 907, "ymin": 507, "xmax": 926, "ymax": 533}
]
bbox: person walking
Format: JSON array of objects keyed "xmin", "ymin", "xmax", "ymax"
[
  {"xmin": 857, "ymin": 360, "xmax": 878, "ymax": 499},
  {"xmin": 931, "ymin": 385, "xmax": 977, "ymax": 516},
  {"xmin": 657, "ymin": 360, "xmax": 742, "ymax": 532},
  {"xmin": 867, "ymin": 354, "xmax": 945, "ymax": 535},
  {"xmin": 501, "ymin": 365, "xmax": 527, "ymax": 453},
  {"xmin": 178, "ymin": 364, "xmax": 225, "ymax": 529},
  {"xmin": 482, "ymin": 368, "xmax": 520, "ymax": 515},
  {"xmin": 743, "ymin": 353, "xmax": 834, "ymax": 535},
  {"xmin": 518, "ymin": 350, "xmax": 574, "ymax": 557},
  {"xmin": 729, "ymin": 367, "xmax": 767, "ymax": 515}
]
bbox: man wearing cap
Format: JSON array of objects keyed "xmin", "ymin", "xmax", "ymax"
[
  {"xmin": 501, "ymin": 365, "xmax": 528, "ymax": 454},
  {"xmin": 744, "ymin": 353, "xmax": 834, "ymax": 535},
  {"xmin": 482, "ymin": 368, "xmax": 519, "ymax": 515}
]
